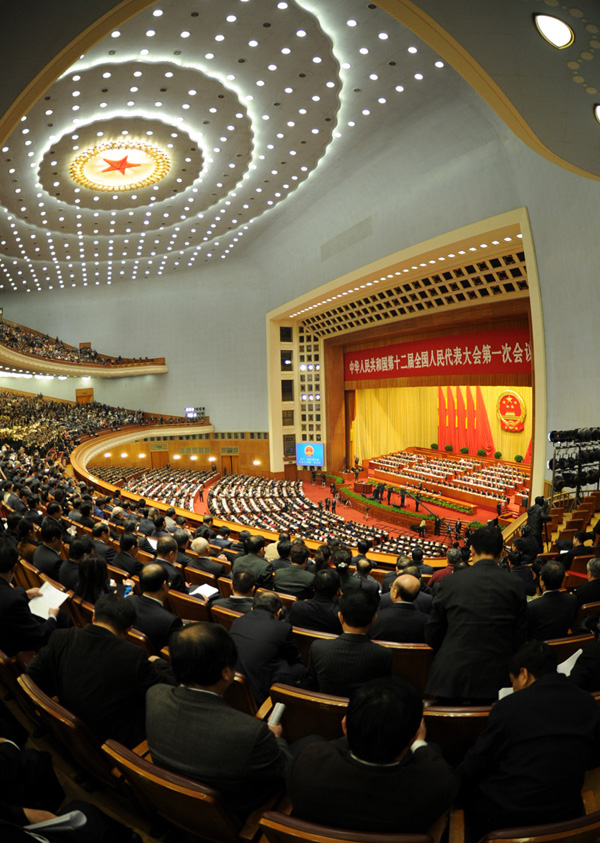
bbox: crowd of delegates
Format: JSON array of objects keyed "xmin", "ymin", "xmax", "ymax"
[
  {"xmin": 90, "ymin": 465, "xmax": 140, "ymax": 485},
  {"xmin": 121, "ymin": 467, "xmax": 213, "ymax": 511},
  {"xmin": 0, "ymin": 317, "xmax": 152, "ymax": 366},
  {"xmin": 208, "ymin": 473, "xmax": 390, "ymax": 549},
  {"xmin": 0, "ymin": 392, "xmax": 146, "ymax": 458}
]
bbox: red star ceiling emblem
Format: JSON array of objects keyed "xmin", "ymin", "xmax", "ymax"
[{"xmin": 101, "ymin": 155, "xmax": 141, "ymax": 176}]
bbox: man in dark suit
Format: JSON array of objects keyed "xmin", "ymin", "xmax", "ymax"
[
  {"xmin": 26, "ymin": 593, "xmax": 174, "ymax": 748},
  {"xmin": 353, "ymin": 558, "xmax": 380, "ymax": 599},
  {"xmin": 126, "ymin": 564, "xmax": 182, "ymax": 652},
  {"xmin": 189, "ymin": 537, "xmax": 226, "ymax": 578},
  {"xmin": 146, "ymin": 623, "xmax": 291, "ymax": 816},
  {"xmin": 380, "ymin": 563, "xmax": 432, "ymax": 614},
  {"xmin": 556, "ymin": 530, "xmax": 592, "ymax": 570},
  {"xmin": 273, "ymin": 544, "xmax": 315, "ymax": 599},
  {"xmin": 526, "ymin": 561, "xmax": 577, "ymax": 640},
  {"xmin": 213, "ymin": 526, "xmax": 233, "ymax": 550},
  {"xmin": 289, "ymin": 677, "xmax": 457, "ymax": 834},
  {"xmin": 123, "ymin": 519, "xmax": 155, "ymax": 556},
  {"xmin": 574, "ymin": 557, "xmax": 600, "ymax": 608},
  {"xmin": 232, "ymin": 535, "xmax": 273, "ymax": 588},
  {"xmin": 229, "ymin": 592, "xmax": 305, "ymax": 704},
  {"xmin": 155, "ymin": 536, "xmax": 188, "ymax": 593},
  {"xmin": 288, "ymin": 569, "xmax": 342, "ymax": 634},
  {"xmin": 112, "ymin": 532, "xmax": 144, "ymax": 577},
  {"xmin": 91, "ymin": 523, "xmax": 116, "ymax": 564},
  {"xmin": 269, "ymin": 538, "xmax": 292, "ymax": 571},
  {"xmin": 210, "ymin": 570, "xmax": 256, "ymax": 614},
  {"xmin": 58, "ymin": 535, "xmax": 93, "ymax": 592},
  {"xmin": 458, "ymin": 641, "xmax": 600, "ymax": 839},
  {"xmin": 32, "ymin": 520, "xmax": 64, "ymax": 580},
  {"xmin": 425, "ymin": 526, "xmax": 527, "ymax": 703},
  {"xmin": 0, "ymin": 543, "xmax": 60, "ymax": 656},
  {"xmin": 369, "ymin": 574, "xmax": 427, "ymax": 643},
  {"xmin": 306, "ymin": 590, "xmax": 392, "ymax": 696}
]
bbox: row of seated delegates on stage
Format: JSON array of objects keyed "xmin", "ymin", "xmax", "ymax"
[
  {"xmin": 0, "ymin": 316, "xmax": 152, "ymax": 366},
  {"xmin": 208, "ymin": 472, "xmax": 390, "ymax": 548}
]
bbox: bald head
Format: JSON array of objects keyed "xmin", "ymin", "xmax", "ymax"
[{"xmin": 391, "ymin": 574, "xmax": 420, "ymax": 603}]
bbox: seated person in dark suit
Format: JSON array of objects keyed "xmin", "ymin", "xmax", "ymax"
[
  {"xmin": 27, "ymin": 593, "xmax": 174, "ymax": 748},
  {"xmin": 380, "ymin": 564, "xmax": 433, "ymax": 614},
  {"xmin": 138, "ymin": 507, "xmax": 157, "ymax": 536},
  {"xmin": 0, "ymin": 542, "xmax": 61, "ymax": 656},
  {"xmin": 127, "ymin": 563, "xmax": 182, "ymax": 652},
  {"xmin": 174, "ymin": 528, "xmax": 195, "ymax": 567},
  {"xmin": 73, "ymin": 554, "xmax": 115, "ymax": 605},
  {"xmin": 458, "ymin": 641, "xmax": 600, "ymax": 840},
  {"xmin": 333, "ymin": 545, "xmax": 361, "ymax": 594},
  {"xmin": 353, "ymin": 558, "xmax": 380, "ymax": 599},
  {"xmin": 155, "ymin": 535, "xmax": 188, "ymax": 593},
  {"xmin": 381, "ymin": 554, "xmax": 411, "ymax": 593},
  {"xmin": 526, "ymin": 561, "xmax": 577, "ymax": 640},
  {"xmin": 289, "ymin": 676, "xmax": 457, "ymax": 833},
  {"xmin": 229, "ymin": 592, "xmax": 305, "ymax": 704},
  {"xmin": 151, "ymin": 515, "xmax": 170, "ymax": 539},
  {"xmin": 369, "ymin": 574, "xmax": 427, "ymax": 643},
  {"xmin": 16, "ymin": 517, "xmax": 39, "ymax": 564},
  {"xmin": 3, "ymin": 512, "xmax": 21, "ymax": 549},
  {"xmin": 213, "ymin": 526, "xmax": 233, "ymax": 550},
  {"xmin": 556, "ymin": 530, "xmax": 592, "ymax": 570},
  {"xmin": 574, "ymin": 557, "xmax": 600, "ymax": 608},
  {"xmin": 58, "ymin": 535, "xmax": 94, "ymax": 591},
  {"xmin": 273, "ymin": 543, "xmax": 315, "ymax": 599},
  {"xmin": 410, "ymin": 545, "xmax": 434, "ymax": 576},
  {"xmin": 270, "ymin": 538, "xmax": 292, "ymax": 571},
  {"xmin": 32, "ymin": 519, "xmax": 64, "ymax": 580},
  {"xmin": 288, "ymin": 569, "xmax": 342, "ymax": 634},
  {"xmin": 146, "ymin": 622, "xmax": 291, "ymax": 817},
  {"xmin": 78, "ymin": 502, "xmax": 96, "ymax": 528},
  {"xmin": 306, "ymin": 590, "xmax": 392, "ymax": 696},
  {"xmin": 91, "ymin": 522, "xmax": 116, "ymax": 564},
  {"xmin": 123, "ymin": 518, "xmax": 155, "ymax": 556},
  {"xmin": 265, "ymin": 531, "xmax": 290, "ymax": 564},
  {"xmin": 232, "ymin": 535, "xmax": 273, "ymax": 588},
  {"xmin": 189, "ymin": 536, "xmax": 226, "ymax": 578},
  {"xmin": 210, "ymin": 570, "xmax": 256, "ymax": 614},
  {"xmin": 506, "ymin": 539, "xmax": 536, "ymax": 596},
  {"xmin": 112, "ymin": 532, "xmax": 144, "ymax": 577}
]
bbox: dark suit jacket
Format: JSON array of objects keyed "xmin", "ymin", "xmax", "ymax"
[
  {"xmin": 112, "ymin": 550, "xmax": 143, "ymax": 577},
  {"xmin": 155, "ymin": 557, "xmax": 187, "ymax": 594},
  {"xmin": 0, "ymin": 577, "xmax": 58, "ymax": 656},
  {"xmin": 211, "ymin": 595, "xmax": 253, "ymax": 614},
  {"xmin": 570, "ymin": 640, "xmax": 600, "ymax": 691},
  {"xmin": 187, "ymin": 555, "xmax": 225, "ymax": 579},
  {"xmin": 26, "ymin": 625, "xmax": 174, "ymax": 747},
  {"xmin": 306, "ymin": 632, "xmax": 393, "ymax": 696},
  {"xmin": 425, "ymin": 559, "xmax": 527, "ymax": 700},
  {"xmin": 92, "ymin": 539, "xmax": 116, "ymax": 564},
  {"xmin": 379, "ymin": 588, "xmax": 432, "ymax": 614},
  {"xmin": 458, "ymin": 673, "xmax": 600, "ymax": 837},
  {"xmin": 575, "ymin": 577, "xmax": 600, "ymax": 609},
  {"xmin": 127, "ymin": 594, "xmax": 182, "ymax": 652},
  {"xmin": 369, "ymin": 602, "xmax": 427, "ymax": 643},
  {"xmin": 32, "ymin": 544, "xmax": 63, "ymax": 580},
  {"xmin": 146, "ymin": 684, "xmax": 291, "ymax": 815},
  {"xmin": 288, "ymin": 594, "xmax": 342, "ymax": 634},
  {"xmin": 273, "ymin": 566, "xmax": 315, "ymax": 599},
  {"xmin": 526, "ymin": 591, "xmax": 577, "ymax": 640},
  {"xmin": 289, "ymin": 737, "xmax": 457, "ymax": 834},
  {"xmin": 229, "ymin": 610, "xmax": 304, "ymax": 704},
  {"xmin": 232, "ymin": 553, "xmax": 273, "ymax": 588},
  {"xmin": 557, "ymin": 543, "xmax": 592, "ymax": 571},
  {"xmin": 58, "ymin": 559, "xmax": 79, "ymax": 592}
]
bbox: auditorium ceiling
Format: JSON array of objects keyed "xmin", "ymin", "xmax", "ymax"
[{"xmin": 0, "ymin": 0, "xmax": 598, "ymax": 296}]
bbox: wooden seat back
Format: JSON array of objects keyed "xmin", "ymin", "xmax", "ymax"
[
  {"xmin": 127, "ymin": 627, "xmax": 156, "ymax": 657},
  {"xmin": 217, "ymin": 576, "xmax": 233, "ymax": 598},
  {"xmin": 268, "ymin": 683, "xmax": 347, "ymax": 742},
  {"xmin": 70, "ymin": 596, "xmax": 95, "ymax": 627},
  {"xmin": 257, "ymin": 587, "xmax": 297, "ymax": 611},
  {"xmin": 572, "ymin": 603, "xmax": 600, "ymax": 631},
  {"xmin": 17, "ymin": 675, "xmax": 118, "ymax": 789},
  {"xmin": 166, "ymin": 590, "xmax": 211, "ymax": 623},
  {"xmin": 222, "ymin": 672, "xmax": 257, "ymax": 716},
  {"xmin": 423, "ymin": 704, "xmax": 490, "ymax": 766},
  {"xmin": 19, "ymin": 559, "xmax": 43, "ymax": 589},
  {"xmin": 259, "ymin": 811, "xmax": 433, "ymax": 843},
  {"xmin": 102, "ymin": 738, "xmax": 243, "ymax": 843},
  {"xmin": 106, "ymin": 564, "xmax": 130, "ymax": 585},
  {"xmin": 378, "ymin": 642, "xmax": 435, "ymax": 696},
  {"xmin": 478, "ymin": 808, "xmax": 600, "ymax": 842},
  {"xmin": 210, "ymin": 605, "xmax": 244, "ymax": 631},
  {"xmin": 546, "ymin": 634, "xmax": 595, "ymax": 662},
  {"xmin": 185, "ymin": 567, "xmax": 218, "ymax": 588}
]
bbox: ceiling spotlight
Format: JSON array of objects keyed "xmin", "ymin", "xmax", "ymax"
[{"xmin": 533, "ymin": 14, "xmax": 574, "ymax": 49}]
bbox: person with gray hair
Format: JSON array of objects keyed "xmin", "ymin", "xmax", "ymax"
[
  {"xmin": 429, "ymin": 546, "xmax": 462, "ymax": 590},
  {"xmin": 574, "ymin": 556, "xmax": 600, "ymax": 609},
  {"xmin": 187, "ymin": 536, "xmax": 226, "ymax": 578}
]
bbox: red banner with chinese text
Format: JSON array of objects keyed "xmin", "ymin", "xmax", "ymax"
[{"xmin": 344, "ymin": 327, "xmax": 531, "ymax": 381}]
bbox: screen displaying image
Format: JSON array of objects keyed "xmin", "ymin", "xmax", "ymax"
[{"xmin": 296, "ymin": 442, "xmax": 324, "ymax": 466}]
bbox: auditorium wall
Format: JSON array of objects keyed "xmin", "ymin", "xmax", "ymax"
[{"xmin": 3, "ymin": 79, "xmax": 600, "ymax": 483}]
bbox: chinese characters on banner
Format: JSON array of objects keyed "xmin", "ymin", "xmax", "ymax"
[{"xmin": 344, "ymin": 327, "xmax": 531, "ymax": 381}]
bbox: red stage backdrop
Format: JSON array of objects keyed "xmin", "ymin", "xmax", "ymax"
[{"xmin": 344, "ymin": 327, "xmax": 531, "ymax": 381}]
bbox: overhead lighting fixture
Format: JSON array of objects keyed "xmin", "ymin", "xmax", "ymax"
[
  {"xmin": 533, "ymin": 14, "xmax": 574, "ymax": 49},
  {"xmin": 594, "ymin": 105, "xmax": 600, "ymax": 125}
]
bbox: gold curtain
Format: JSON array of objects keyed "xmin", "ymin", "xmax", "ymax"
[{"xmin": 353, "ymin": 385, "xmax": 532, "ymax": 461}]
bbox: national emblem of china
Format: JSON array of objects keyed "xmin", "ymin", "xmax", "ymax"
[{"xmin": 496, "ymin": 391, "xmax": 526, "ymax": 432}]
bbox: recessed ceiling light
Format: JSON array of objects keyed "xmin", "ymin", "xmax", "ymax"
[
  {"xmin": 534, "ymin": 14, "xmax": 574, "ymax": 49},
  {"xmin": 594, "ymin": 104, "xmax": 600, "ymax": 124}
]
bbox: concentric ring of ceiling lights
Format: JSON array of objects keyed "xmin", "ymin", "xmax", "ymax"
[
  {"xmin": 0, "ymin": 0, "xmax": 449, "ymax": 291},
  {"xmin": 70, "ymin": 139, "xmax": 171, "ymax": 193}
]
